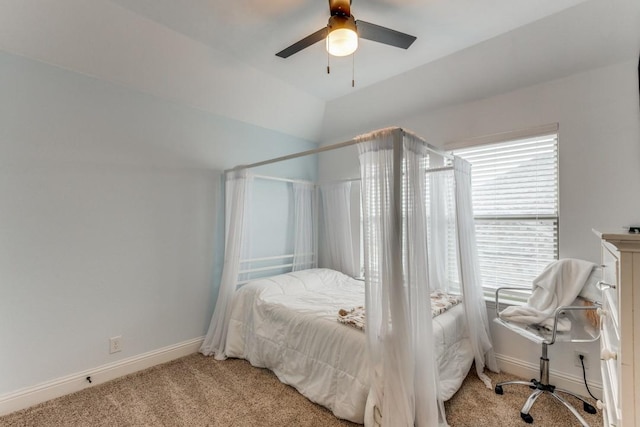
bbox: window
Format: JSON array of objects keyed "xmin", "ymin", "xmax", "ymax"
[{"xmin": 451, "ymin": 128, "xmax": 559, "ymax": 299}]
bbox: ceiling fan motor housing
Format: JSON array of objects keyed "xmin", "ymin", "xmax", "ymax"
[{"xmin": 328, "ymin": 15, "xmax": 357, "ymax": 34}]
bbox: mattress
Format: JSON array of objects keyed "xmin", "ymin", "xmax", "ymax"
[{"xmin": 225, "ymin": 268, "xmax": 473, "ymax": 424}]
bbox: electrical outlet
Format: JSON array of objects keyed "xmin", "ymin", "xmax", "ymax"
[
  {"xmin": 109, "ymin": 336, "xmax": 122, "ymax": 354},
  {"xmin": 574, "ymin": 350, "xmax": 588, "ymax": 368}
]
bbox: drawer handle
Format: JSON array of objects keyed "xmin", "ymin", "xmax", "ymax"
[
  {"xmin": 601, "ymin": 348, "xmax": 617, "ymax": 360},
  {"xmin": 597, "ymin": 280, "xmax": 617, "ymax": 291}
]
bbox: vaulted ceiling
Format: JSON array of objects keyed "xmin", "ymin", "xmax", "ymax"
[
  {"xmin": 1, "ymin": 0, "xmax": 638, "ymax": 142},
  {"xmin": 108, "ymin": 0, "xmax": 589, "ymax": 101}
]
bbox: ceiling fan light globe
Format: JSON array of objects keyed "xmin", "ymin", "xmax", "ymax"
[{"xmin": 326, "ymin": 28, "xmax": 358, "ymax": 56}]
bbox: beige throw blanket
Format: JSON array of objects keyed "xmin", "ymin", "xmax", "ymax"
[{"xmin": 337, "ymin": 291, "xmax": 463, "ymax": 331}]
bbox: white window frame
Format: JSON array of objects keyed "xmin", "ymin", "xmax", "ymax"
[{"xmin": 446, "ymin": 124, "xmax": 560, "ymax": 301}]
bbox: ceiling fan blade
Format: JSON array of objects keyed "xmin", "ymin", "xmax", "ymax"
[
  {"xmin": 356, "ymin": 20, "xmax": 416, "ymax": 49},
  {"xmin": 276, "ymin": 27, "xmax": 329, "ymax": 58}
]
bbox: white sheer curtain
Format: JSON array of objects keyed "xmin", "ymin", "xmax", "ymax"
[
  {"xmin": 320, "ymin": 182, "xmax": 358, "ymax": 277},
  {"xmin": 453, "ymin": 157, "xmax": 499, "ymax": 385},
  {"xmin": 427, "ymin": 162, "xmax": 452, "ymax": 293},
  {"xmin": 403, "ymin": 135, "xmax": 446, "ymax": 426},
  {"xmin": 292, "ymin": 182, "xmax": 316, "ymax": 271},
  {"xmin": 358, "ymin": 128, "xmax": 444, "ymax": 427},
  {"xmin": 200, "ymin": 169, "xmax": 252, "ymax": 360}
]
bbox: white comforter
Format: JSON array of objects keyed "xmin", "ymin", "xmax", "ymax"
[{"xmin": 225, "ymin": 268, "xmax": 472, "ymax": 424}]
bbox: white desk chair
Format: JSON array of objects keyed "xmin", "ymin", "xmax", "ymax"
[{"xmin": 493, "ymin": 287, "xmax": 601, "ymax": 426}]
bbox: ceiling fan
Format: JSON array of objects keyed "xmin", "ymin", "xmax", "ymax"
[{"xmin": 275, "ymin": 0, "xmax": 417, "ymax": 59}]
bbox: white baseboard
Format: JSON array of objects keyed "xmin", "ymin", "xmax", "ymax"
[
  {"xmin": 0, "ymin": 337, "xmax": 204, "ymax": 416},
  {"xmin": 495, "ymin": 353, "xmax": 603, "ymax": 400}
]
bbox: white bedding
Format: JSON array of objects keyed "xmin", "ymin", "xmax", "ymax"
[{"xmin": 225, "ymin": 268, "xmax": 473, "ymax": 424}]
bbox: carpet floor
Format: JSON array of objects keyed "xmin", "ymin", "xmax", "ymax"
[{"xmin": 0, "ymin": 353, "xmax": 603, "ymax": 426}]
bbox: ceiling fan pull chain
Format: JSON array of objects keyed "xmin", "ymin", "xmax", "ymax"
[
  {"xmin": 352, "ymin": 52, "xmax": 355, "ymax": 87},
  {"xmin": 327, "ymin": 49, "xmax": 331, "ymax": 74}
]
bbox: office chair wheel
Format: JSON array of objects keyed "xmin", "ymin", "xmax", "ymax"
[
  {"xmin": 584, "ymin": 402, "xmax": 597, "ymax": 414},
  {"xmin": 529, "ymin": 379, "xmax": 537, "ymax": 389},
  {"xmin": 495, "ymin": 385, "xmax": 503, "ymax": 395},
  {"xmin": 520, "ymin": 412, "xmax": 534, "ymax": 424}
]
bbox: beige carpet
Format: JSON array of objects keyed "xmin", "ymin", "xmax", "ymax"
[
  {"xmin": 445, "ymin": 368, "xmax": 602, "ymax": 427},
  {"xmin": 0, "ymin": 354, "xmax": 602, "ymax": 427}
]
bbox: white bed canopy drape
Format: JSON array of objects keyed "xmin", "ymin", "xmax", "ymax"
[
  {"xmin": 292, "ymin": 182, "xmax": 316, "ymax": 271},
  {"xmin": 201, "ymin": 127, "xmax": 497, "ymax": 425},
  {"xmin": 453, "ymin": 158, "xmax": 500, "ymax": 383},
  {"xmin": 319, "ymin": 182, "xmax": 358, "ymax": 277},
  {"xmin": 358, "ymin": 129, "xmax": 444, "ymax": 427},
  {"xmin": 200, "ymin": 169, "xmax": 252, "ymax": 359},
  {"xmin": 427, "ymin": 159, "xmax": 454, "ymax": 293}
]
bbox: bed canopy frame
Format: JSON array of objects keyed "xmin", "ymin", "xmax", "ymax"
[{"xmin": 201, "ymin": 127, "xmax": 498, "ymax": 427}]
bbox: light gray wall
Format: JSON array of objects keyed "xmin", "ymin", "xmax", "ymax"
[
  {"xmin": 321, "ymin": 60, "xmax": 640, "ymax": 263},
  {"xmin": 404, "ymin": 59, "xmax": 640, "ymax": 263},
  {"xmin": 0, "ymin": 0, "xmax": 326, "ymax": 142},
  {"xmin": 318, "ymin": 59, "xmax": 640, "ymax": 387},
  {"xmin": 0, "ymin": 51, "xmax": 317, "ymax": 395}
]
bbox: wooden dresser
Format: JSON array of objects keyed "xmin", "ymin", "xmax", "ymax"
[{"xmin": 594, "ymin": 230, "xmax": 640, "ymax": 427}]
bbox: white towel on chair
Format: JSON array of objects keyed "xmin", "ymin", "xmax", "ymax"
[{"xmin": 500, "ymin": 259, "xmax": 596, "ymax": 331}]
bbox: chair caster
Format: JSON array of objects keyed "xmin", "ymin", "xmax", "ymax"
[
  {"xmin": 495, "ymin": 385, "xmax": 503, "ymax": 395},
  {"xmin": 529, "ymin": 379, "xmax": 537, "ymax": 389},
  {"xmin": 584, "ymin": 402, "xmax": 597, "ymax": 414},
  {"xmin": 520, "ymin": 412, "xmax": 534, "ymax": 424}
]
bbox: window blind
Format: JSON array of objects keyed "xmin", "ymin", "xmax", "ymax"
[{"xmin": 453, "ymin": 133, "xmax": 559, "ymax": 298}]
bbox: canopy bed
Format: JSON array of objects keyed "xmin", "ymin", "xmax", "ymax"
[{"xmin": 200, "ymin": 127, "xmax": 498, "ymax": 426}]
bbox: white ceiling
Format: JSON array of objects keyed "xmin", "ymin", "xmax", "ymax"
[
  {"xmin": 107, "ymin": 0, "xmax": 590, "ymax": 101},
  {"xmin": 1, "ymin": 0, "xmax": 637, "ymax": 142},
  {"xmin": 320, "ymin": 0, "xmax": 640, "ymax": 140}
]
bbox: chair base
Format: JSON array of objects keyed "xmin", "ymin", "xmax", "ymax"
[{"xmin": 495, "ymin": 378, "xmax": 597, "ymax": 426}]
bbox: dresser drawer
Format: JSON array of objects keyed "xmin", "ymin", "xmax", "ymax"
[
  {"xmin": 601, "ymin": 358, "xmax": 621, "ymax": 427},
  {"xmin": 601, "ymin": 305, "xmax": 621, "ymax": 422},
  {"xmin": 601, "ymin": 292, "xmax": 620, "ymax": 347},
  {"xmin": 601, "ymin": 243, "xmax": 619, "ymax": 327}
]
